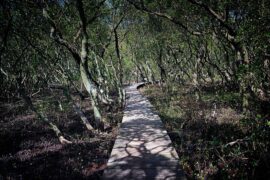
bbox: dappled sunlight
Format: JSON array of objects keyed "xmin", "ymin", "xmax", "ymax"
[{"xmin": 103, "ymin": 84, "xmax": 185, "ymax": 179}]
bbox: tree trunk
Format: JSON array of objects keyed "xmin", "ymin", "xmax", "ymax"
[
  {"xmin": 73, "ymin": 102, "xmax": 95, "ymax": 131},
  {"xmin": 236, "ymin": 44, "xmax": 251, "ymax": 113},
  {"xmin": 19, "ymin": 88, "xmax": 71, "ymax": 144},
  {"xmin": 80, "ymin": 62, "xmax": 104, "ymax": 129},
  {"xmin": 113, "ymin": 29, "xmax": 125, "ymax": 106},
  {"xmin": 146, "ymin": 60, "xmax": 156, "ymax": 83},
  {"xmin": 63, "ymin": 87, "xmax": 95, "ymax": 131}
]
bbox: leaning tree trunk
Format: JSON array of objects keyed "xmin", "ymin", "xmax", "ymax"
[
  {"xmin": 19, "ymin": 88, "xmax": 71, "ymax": 144},
  {"xmin": 54, "ymin": 57, "xmax": 96, "ymax": 131},
  {"xmin": 110, "ymin": 55, "xmax": 124, "ymax": 106},
  {"xmin": 73, "ymin": 102, "xmax": 95, "ymax": 131},
  {"xmin": 43, "ymin": 4, "xmax": 110, "ymax": 129},
  {"xmin": 80, "ymin": 61, "xmax": 104, "ymax": 129},
  {"xmin": 63, "ymin": 87, "xmax": 95, "ymax": 131},
  {"xmin": 114, "ymin": 28, "xmax": 125, "ymax": 106},
  {"xmin": 76, "ymin": 0, "xmax": 108, "ymax": 130},
  {"xmin": 92, "ymin": 52, "xmax": 113, "ymax": 104}
]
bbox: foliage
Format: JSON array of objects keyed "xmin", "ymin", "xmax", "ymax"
[{"xmin": 142, "ymin": 84, "xmax": 270, "ymax": 179}]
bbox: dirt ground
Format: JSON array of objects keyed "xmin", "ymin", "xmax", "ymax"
[{"xmin": 0, "ymin": 90, "xmax": 122, "ymax": 179}]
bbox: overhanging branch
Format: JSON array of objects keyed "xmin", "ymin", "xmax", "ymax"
[{"xmin": 127, "ymin": 0, "xmax": 202, "ymax": 36}]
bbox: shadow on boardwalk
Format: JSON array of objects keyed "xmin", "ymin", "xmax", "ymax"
[{"xmin": 103, "ymin": 84, "xmax": 186, "ymax": 180}]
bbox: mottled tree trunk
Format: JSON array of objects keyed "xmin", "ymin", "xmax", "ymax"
[
  {"xmin": 80, "ymin": 62, "xmax": 104, "ymax": 129},
  {"xmin": 237, "ymin": 44, "xmax": 251, "ymax": 113},
  {"xmin": 76, "ymin": 0, "xmax": 108, "ymax": 129}
]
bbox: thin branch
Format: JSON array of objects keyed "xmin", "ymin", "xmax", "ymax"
[
  {"xmin": 43, "ymin": 8, "xmax": 81, "ymax": 65},
  {"xmin": 127, "ymin": 0, "xmax": 201, "ymax": 36},
  {"xmin": 187, "ymin": 0, "xmax": 236, "ymax": 37}
]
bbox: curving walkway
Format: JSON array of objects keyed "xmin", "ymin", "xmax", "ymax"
[{"xmin": 103, "ymin": 84, "xmax": 186, "ymax": 180}]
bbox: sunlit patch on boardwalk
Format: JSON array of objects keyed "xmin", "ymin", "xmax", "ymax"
[{"xmin": 103, "ymin": 84, "xmax": 186, "ymax": 180}]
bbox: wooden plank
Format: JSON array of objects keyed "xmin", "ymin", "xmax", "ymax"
[{"xmin": 103, "ymin": 84, "xmax": 186, "ymax": 180}]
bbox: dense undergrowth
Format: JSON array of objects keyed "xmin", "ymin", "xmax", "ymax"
[
  {"xmin": 0, "ymin": 89, "xmax": 123, "ymax": 179},
  {"xmin": 141, "ymin": 84, "xmax": 270, "ymax": 179}
]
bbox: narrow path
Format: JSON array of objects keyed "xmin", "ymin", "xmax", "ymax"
[{"xmin": 103, "ymin": 84, "xmax": 186, "ymax": 180}]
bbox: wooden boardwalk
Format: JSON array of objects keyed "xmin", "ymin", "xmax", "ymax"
[{"xmin": 103, "ymin": 84, "xmax": 186, "ymax": 180}]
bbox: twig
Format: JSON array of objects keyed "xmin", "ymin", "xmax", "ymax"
[{"xmin": 225, "ymin": 137, "xmax": 249, "ymax": 147}]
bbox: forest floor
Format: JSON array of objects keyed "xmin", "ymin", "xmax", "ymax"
[
  {"xmin": 0, "ymin": 89, "xmax": 123, "ymax": 179},
  {"xmin": 140, "ymin": 84, "xmax": 270, "ymax": 179}
]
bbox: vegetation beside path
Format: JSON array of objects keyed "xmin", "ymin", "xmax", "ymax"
[
  {"xmin": 141, "ymin": 84, "xmax": 270, "ymax": 179},
  {"xmin": 0, "ymin": 88, "xmax": 123, "ymax": 179}
]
